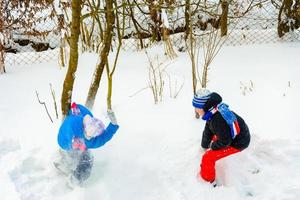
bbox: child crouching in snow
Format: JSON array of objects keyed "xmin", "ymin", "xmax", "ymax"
[
  {"xmin": 55, "ymin": 102, "xmax": 119, "ymax": 186},
  {"xmin": 192, "ymin": 89, "xmax": 250, "ymax": 186}
]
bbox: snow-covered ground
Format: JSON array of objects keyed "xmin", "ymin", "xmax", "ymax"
[{"xmin": 1, "ymin": 43, "xmax": 300, "ymax": 200}]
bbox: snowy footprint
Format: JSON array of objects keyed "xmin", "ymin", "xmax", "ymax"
[
  {"xmin": 8, "ymin": 148, "xmax": 74, "ymax": 199},
  {"xmin": 0, "ymin": 138, "xmax": 20, "ymax": 159},
  {"xmin": 219, "ymin": 136, "xmax": 300, "ymax": 199},
  {"xmin": 9, "ymin": 156, "xmax": 50, "ymax": 200}
]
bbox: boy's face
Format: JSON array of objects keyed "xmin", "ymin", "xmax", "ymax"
[{"xmin": 195, "ymin": 108, "xmax": 205, "ymax": 117}]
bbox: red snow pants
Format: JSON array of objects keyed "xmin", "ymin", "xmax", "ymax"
[{"xmin": 200, "ymin": 136, "xmax": 241, "ymax": 182}]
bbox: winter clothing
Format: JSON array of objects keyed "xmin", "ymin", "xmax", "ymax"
[
  {"xmin": 197, "ymin": 92, "xmax": 250, "ymax": 151},
  {"xmin": 57, "ymin": 103, "xmax": 119, "ymax": 150},
  {"xmin": 192, "ymin": 89, "xmax": 212, "ymax": 109},
  {"xmin": 193, "ymin": 92, "xmax": 250, "ymax": 183},
  {"xmin": 202, "ymin": 92, "xmax": 222, "ymax": 112},
  {"xmin": 200, "ymin": 146, "xmax": 241, "ymax": 182},
  {"xmin": 72, "ymin": 138, "xmax": 87, "ymax": 151},
  {"xmin": 107, "ymin": 109, "xmax": 118, "ymax": 125},
  {"xmin": 57, "ymin": 103, "xmax": 119, "ymax": 185},
  {"xmin": 71, "ymin": 102, "xmax": 81, "ymax": 115},
  {"xmin": 73, "ymin": 150, "xmax": 94, "ymax": 183},
  {"xmin": 55, "ymin": 149, "xmax": 94, "ymax": 185},
  {"xmin": 83, "ymin": 115, "xmax": 106, "ymax": 139},
  {"xmin": 202, "ymin": 103, "xmax": 241, "ymax": 140},
  {"xmin": 201, "ymin": 110, "xmax": 250, "ymax": 151}
]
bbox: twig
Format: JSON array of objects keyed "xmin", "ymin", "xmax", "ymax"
[
  {"xmin": 35, "ymin": 90, "xmax": 53, "ymax": 123},
  {"xmin": 50, "ymin": 83, "xmax": 59, "ymax": 119},
  {"xmin": 129, "ymin": 86, "xmax": 150, "ymax": 97},
  {"xmin": 166, "ymin": 72, "xmax": 185, "ymax": 99},
  {"xmin": 174, "ymin": 80, "xmax": 185, "ymax": 98}
]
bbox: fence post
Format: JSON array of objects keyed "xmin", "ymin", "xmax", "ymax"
[{"xmin": 0, "ymin": 0, "xmax": 5, "ymax": 74}]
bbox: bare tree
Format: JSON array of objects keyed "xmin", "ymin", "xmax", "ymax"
[
  {"xmin": 185, "ymin": 0, "xmax": 191, "ymax": 40},
  {"xmin": 57, "ymin": 13, "xmax": 67, "ymax": 68},
  {"xmin": 199, "ymin": 27, "xmax": 228, "ymax": 88},
  {"xmin": 186, "ymin": 1, "xmax": 230, "ymax": 90},
  {"xmin": 278, "ymin": 0, "xmax": 300, "ymax": 37},
  {"xmin": 80, "ymin": 0, "xmax": 103, "ymax": 53},
  {"xmin": 161, "ymin": 9, "xmax": 177, "ymax": 59},
  {"xmin": 146, "ymin": 52, "xmax": 165, "ymax": 104},
  {"xmin": 106, "ymin": 0, "xmax": 126, "ymax": 110},
  {"xmin": 126, "ymin": 0, "xmax": 145, "ymax": 48},
  {"xmin": 147, "ymin": 0, "xmax": 163, "ymax": 41},
  {"xmin": 85, "ymin": 0, "xmax": 115, "ymax": 109},
  {"xmin": 61, "ymin": 0, "xmax": 83, "ymax": 118},
  {"xmin": 2, "ymin": 0, "xmax": 58, "ymax": 53},
  {"xmin": 220, "ymin": 0, "xmax": 228, "ymax": 36},
  {"xmin": 186, "ymin": 0, "xmax": 197, "ymax": 94}
]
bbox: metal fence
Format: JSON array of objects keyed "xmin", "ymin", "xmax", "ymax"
[{"xmin": 4, "ymin": 1, "xmax": 300, "ymax": 67}]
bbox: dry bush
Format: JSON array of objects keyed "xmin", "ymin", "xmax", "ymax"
[{"xmin": 145, "ymin": 51, "xmax": 166, "ymax": 104}]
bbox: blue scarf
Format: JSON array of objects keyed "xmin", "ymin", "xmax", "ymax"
[{"xmin": 202, "ymin": 103, "xmax": 240, "ymax": 139}]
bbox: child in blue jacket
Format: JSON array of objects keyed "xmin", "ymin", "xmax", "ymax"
[{"xmin": 55, "ymin": 102, "xmax": 119, "ymax": 186}]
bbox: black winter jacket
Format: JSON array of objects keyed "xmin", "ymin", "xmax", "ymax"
[
  {"xmin": 201, "ymin": 112, "xmax": 251, "ymax": 150},
  {"xmin": 201, "ymin": 92, "xmax": 251, "ymax": 150}
]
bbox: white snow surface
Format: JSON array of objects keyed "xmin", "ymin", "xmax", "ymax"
[{"xmin": 1, "ymin": 43, "xmax": 300, "ymax": 200}]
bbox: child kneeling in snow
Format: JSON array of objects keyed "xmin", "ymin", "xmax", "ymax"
[
  {"xmin": 192, "ymin": 89, "xmax": 250, "ymax": 186},
  {"xmin": 55, "ymin": 102, "xmax": 119, "ymax": 186}
]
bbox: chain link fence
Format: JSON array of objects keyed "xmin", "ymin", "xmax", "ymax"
[
  {"xmin": 3, "ymin": 1, "xmax": 300, "ymax": 67},
  {"xmin": 3, "ymin": 5, "xmax": 62, "ymax": 67}
]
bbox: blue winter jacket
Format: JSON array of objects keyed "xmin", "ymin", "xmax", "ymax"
[{"xmin": 57, "ymin": 104, "xmax": 119, "ymax": 150}]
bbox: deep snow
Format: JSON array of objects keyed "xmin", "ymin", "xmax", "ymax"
[{"xmin": 0, "ymin": 43, "xmax": 300, "ymax": 200}]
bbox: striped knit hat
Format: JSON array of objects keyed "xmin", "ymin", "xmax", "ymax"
[{"xmin": 192, "ymin": 88, "xmax": 211, "ymax": 109}]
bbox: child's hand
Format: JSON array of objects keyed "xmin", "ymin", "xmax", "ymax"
[
  {"xmin": 107, "ymin": 109, "xmax": 118, "ymax": 125},
  {"xmin": 200, "ymin": 148, "xmax": 208, "ymax": 154},
  {"xmin": 72, "ymin": 138, "xmax": 87, "ymax": 151}
]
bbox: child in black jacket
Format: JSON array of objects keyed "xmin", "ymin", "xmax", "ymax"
[{"xmin": 192, "ymin": 89, "xmax": 250, "ymax": 186}]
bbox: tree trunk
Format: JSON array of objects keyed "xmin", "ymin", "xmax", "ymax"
[
  {"xmin": 61, "ymin": 0, "xmax": 82, "ymax": 118},
  {"xmin": 186, "ymin": 0, "xmax": 196, "ymax": 94},
  {"xmin": 107, "ymin": 75, "xmax": 113, "ymax": 110},
  {"xmin": 85, "ymin": 0, "xmax": 115, "ymax": 109},
  {"xmin": 191, "ymin": 59, "xmax": 197, "ymax": 93},
  {"xmin": 190, "ymin": 35, "xmax": 197, "ymax": 94},
  {"xmin": 127, "ymin": 0, "xmax": 144, "ymax": 48},
  {"xmin": 0, "ymin": 44, "xmax": 4, "ymax": 74},
  {"xmin": 106, "ymin": 0, "xmax": 125, "ymax": 110},
  {"xmin": 0, "ymin": 1, "xmax": 5, "ymax": 74},
  {"xmin": 220, "ymin": 0, "xmax": 228, "ymax": 37},
  {"xmin": 58, "ymin": 14, "xmax": 66, "ymax": 67},
  {"xmin": 201, "ymin": 63, "xmax": 208, "ymax": 88},
  {"xmin": 278, "ymin": 0, "xmax": 300, "ymax": 37},
  {"xmin": 0, "ymin": 41, "xmax": 4, "ymax": 74},
  {"xmin": 185, "ymin": 0, "xmax": 190, "ymax": 40},
  {"xmin": 147, "ymin": 0, "xmax": 163, "ymax": 42}
]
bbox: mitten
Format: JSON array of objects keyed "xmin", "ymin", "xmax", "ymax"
[
  {"xmin": 107, "ymin": 109, "xmax": 118, "ymax": 125},
  {"xmin": 72, "ymin": 138, "xmax": 86, "ymax": 151}
]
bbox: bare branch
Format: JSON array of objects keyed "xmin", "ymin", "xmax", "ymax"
[
  {"xmin": 50, "ymin": 83, "xmax": 59, "ymax": 119},
  {"xmin": 129, "ymin": 86, "xmax": 150, "ymax": 97},
  {"xmin": 35, "ymin": 90, "xmax": 53, "ymax": 123}
]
